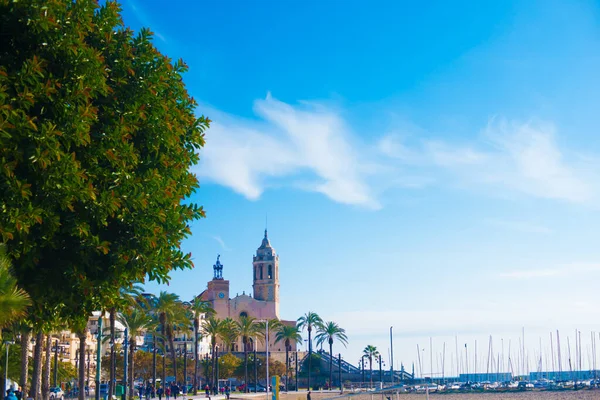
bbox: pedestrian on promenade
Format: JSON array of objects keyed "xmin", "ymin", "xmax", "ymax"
[
  {"xmin": 157, "ymin": 387, "xmax": 163, "ymax": 400},
  {"xmin": 307, "ymin": 391, "xmax": 311, "ymax": 400},
  {"xmin": 165, "ymin": 387, "xmax": 171, "ymax": 400}
]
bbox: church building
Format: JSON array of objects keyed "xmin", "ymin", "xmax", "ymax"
[{"xmin": 198, "ymin": 230, "xmax": 297, "ymax": 354}]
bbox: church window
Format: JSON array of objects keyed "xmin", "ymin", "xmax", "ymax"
[
  {"xmin": 260, "ymin": 266, "xmax": 263, "ymax": 279},
  {"xmin": 268, "ymin": 265, "xmax": 272, "ymax": 279},
  {"xmin": 254, "ymin": 266, "xmax": 257, "ymax": 280},
  {"xmin": 240, "ymin": 311, "xmax": 248, "ymax": 318}
]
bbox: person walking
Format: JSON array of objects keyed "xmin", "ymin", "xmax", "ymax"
[
  {"xmin": 165, "ymin": 387, "xmax": 171, "ymax": 400},
  {"xmin": 307, "ymin": 391, "xmax": 311, "ymax": 400},
  {"xmin": 224, "ymin": 385, "xmax": 230, "ymax": 400},
  {"xmin": 157, "ymin": 387, "xmax": 163, "ymax": 400}
]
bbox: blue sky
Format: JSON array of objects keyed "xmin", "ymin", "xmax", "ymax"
[{"xmin": 122, "ymin": 0, "xmax": 600, "ymax": 375}]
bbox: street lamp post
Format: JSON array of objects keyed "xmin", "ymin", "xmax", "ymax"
[
  {"xmin": 53, "ymin": 338, "xmax": 59, "ymax": 388},
  {"xmin": 215, "ymin": 346, "xmax": 219, "ymax": 394},
  {"xmin": 87, "ymin": 350, "xmax": 91, "ymax": 393},
  {"xmin": 5, "ymin": 340, "xmax": 15, "ymax": 392},
  {"xmin": 257, "ymin": 320, "xmax": 269, "ymax": 400},
  {"xmin": 122, "ymin": 328, "xmax": 128, "ymax": 400},
  {"xmin": 253, "ymin": 340, "xmax": 257, "ymax": 393},
  {"xmin": 95, "ymin": 315, "xmax": 103, "ymax": 400},
  {"xmin": 182, "ymin": 341, "xmax": 188, "ymax": 392},
  {"xmin": 338, "ymin": 354, "xmax": 342, "ymax": 393},
  {"xmin": 390, "ymin": 326, "xmax": 394, "ymax": 386},
  {"xmin": 378, "ymin": 355, "xmax": 384, "ymax": 387},
  {"xmin": 204, "ymin": 354, "xmax": 209, "ymax": 389}
]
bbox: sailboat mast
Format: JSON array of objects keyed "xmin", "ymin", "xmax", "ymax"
[
  {"xmin": 550, "ymin": 332, "xmax": 555, "ymax": 380},
  {"xmin": 442, "ymin": 342, "xmax": 446, "ymax": 382},
  {"xmin": 487, "ymin": 336, "xmax": 491, "ymax": 376}
]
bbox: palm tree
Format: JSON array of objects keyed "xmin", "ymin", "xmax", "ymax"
[
  {"xmin": 236, "ymin": 316, "xmax": 262, "ymax": 392},
  {"xmin": 108, "ymin": 284, "xmax": 144, "ymax": 398},
  {"xmin": 275, "ymin": 323, "xmax": 302, "ymax": 391},
  {"xmin": 297, "ymin": 312, "xmax": 323, "ymax": 390},
  {"xmin": 315, "ymin": 321, "xmax": 348, "ymax": 390},
  {"xmin": 201, "ymin": 317, "xmax": 223, "ymax": 388},
  {"xmin": 219, "ymin": 318, "xmax": 239, "ymax": 352},
  {"xmin": 119, "ymin": 309, "xmax": 153, "ymax": 398},
  {"xmin": 189, "ymin": 297, "xmax": 214, "ymax": 395},
  {"xmin": 0, "ymin": 245, "xmax": 31, "ymax": 338},
  {"xmin": 363, "ymin": 345, "xmax": 379, "ymax": 388},
  {"xmin": 154, "ymin": 292, "xmax": 184, "ymax": 387}
]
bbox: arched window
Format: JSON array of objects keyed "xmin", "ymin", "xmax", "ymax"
[
  {"xmin": 240, "ymin": 311, "xmax": 248, "ymax": 318},
  {"xmin": 254, "ymin": 266, "xmax": 257, "ymax": 280},
  {"xmin": 260, "ymin": 266, "xmax": 263, "ymax": 279},
  {"xmin": 268, "ymin": 265, "xmax": 272, "ymax": 279}
]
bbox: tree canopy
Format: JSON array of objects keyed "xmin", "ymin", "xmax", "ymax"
[{"xmin": 0, "ymin": 0, "xmax": 208, "ymax": 328}]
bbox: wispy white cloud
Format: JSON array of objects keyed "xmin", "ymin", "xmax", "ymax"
[
  {"xmin": 210, "ymin": 235, "xmax": 231, "ymax": 252},
  {"xmin": 197, "ymin": 94, "xmax": 379, "ymax": 209},
  {"xmin": 378, "ymin": 119, "xmax": 600, "ymax": 205},
  {"xmin": 197, "ymin": 95, "xmax": 599, "ymax": 209}
]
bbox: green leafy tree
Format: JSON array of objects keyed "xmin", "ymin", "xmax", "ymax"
[
  {"xmin": 297, "ymin": 312, "xmax": 323, "ymax": 390},
  {"xmin": 363, "ymin": 345, "xmax": 379, "ymax": 388},
  {"xmin": 274, "ymin": 323, "xmax": 302, "ymax": 391},
  {"xmin": 217, "ymin": 353, "xmax": 241, "ymax": 380},
  {"xmin": 315, "ymin": 321, "xmax": 348, "ymax": 390},
  {"xmin": 0, "ymin": 1, "xmax": 208, "ymax": 396}
]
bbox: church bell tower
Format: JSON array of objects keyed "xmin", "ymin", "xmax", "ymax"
[{"xmin": 252, "ymin": 230, "xmax": 280, "ymax": 316}]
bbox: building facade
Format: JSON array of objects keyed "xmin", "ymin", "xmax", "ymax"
[{"xmin": 198, "ymin": 230, "xmax": 297, "ymax": 355}]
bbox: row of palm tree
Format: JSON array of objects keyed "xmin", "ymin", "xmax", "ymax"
[
  {"xmin": 1, "ymin": 249, "xmax": 350, "ymax": 398},
  {"xmin": 298, "ymin": 311, "xmax": 348, "ymax": 390}
]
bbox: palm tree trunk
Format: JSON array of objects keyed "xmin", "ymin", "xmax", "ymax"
[
  {"xmin": 32, "ymin": 331, "xmax": 44, "ymax": 400},
  {"xmin": 78, "ymin": 331, "xmax": 86, "ymax": 400},
  {"xmin": 42, "ymin": 334, "xmax": 51, "ymax": 400},
  {"xmin": 161, "ymin": 321, "xmax": 166, "ymax": 389},
  {"xmin": 285, "ymin": 345, "xmax": 289, "ymax": 391},
  {"xmin": 161, "ymin": 353, "xmax": 166, "ymax": 392},
  {"xmin": 369, "ymin": 357, "xmax": 373, "ymax": 388},
  {"xmin": 211, "ymin": 344, "xmax": 216, "ymax": 389},
  {"xmin": 243, "ymin": 341, "xmax": 248, "ymax": 393},
  {"xmin": 168, "ymin": 333, "xmax": 177, "ymax": 386},
  {"xmin": 128, "ymin": 341, "xmax": 135, "ymax": 398},
  {"xmin": 109, "ymin": 309, "xmax": 116, "ymax": 400},
  {"xmin": 307, "ymin": 327, "xmax": 312, "ymax": 391},
  {"xmin": 20, "ymin": 330, "xmax": 31, "ymax": 397},
  {"xmin": 193, "ymin": 320, "xmax": 199, "ymax": 395},
  {"xmin": 329, "ymin": 341, "xmax": 333, "ymax": 391},
  {"xmin": 152, "ymin": 334, "xmax": 157, "ymax": 389}
]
